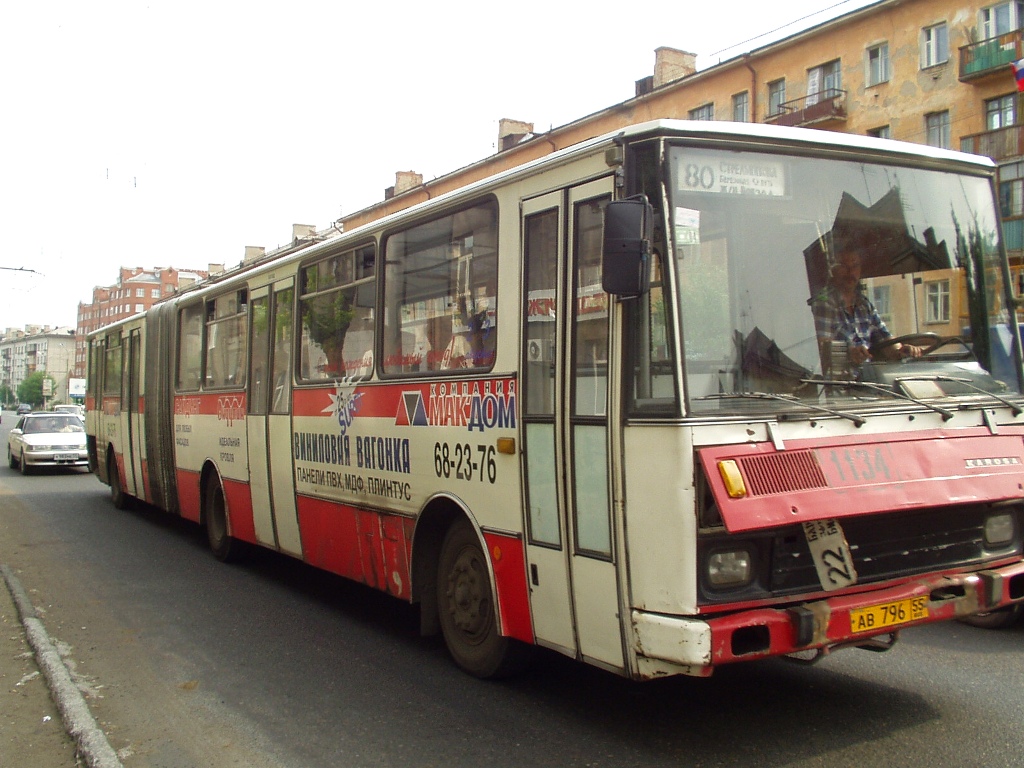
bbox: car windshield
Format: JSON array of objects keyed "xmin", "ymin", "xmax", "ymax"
[
  {"xmin": 23, "ymin": 416, "xmax": 85, "ymax": 434},
  {"xmin": 668, "ymin": 144, "xmax": 1021, "ymax": 416}
]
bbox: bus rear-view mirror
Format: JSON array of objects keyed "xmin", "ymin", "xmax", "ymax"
[{"xmin": 602, "ymin": 197, "xmax": 653, "ymax": 297}]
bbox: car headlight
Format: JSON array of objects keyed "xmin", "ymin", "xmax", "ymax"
[
  {"xmin": 984, "ymin": 513, "xmax": 1015, "ymax": 547},
  {"xmin": 707, "ymin": 549, "xmax": 753, "ymax": 588}
]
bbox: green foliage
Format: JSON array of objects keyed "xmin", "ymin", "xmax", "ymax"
[{"xmin": 17, "ymin": 371, "xmax": 56, "ymax": 407}]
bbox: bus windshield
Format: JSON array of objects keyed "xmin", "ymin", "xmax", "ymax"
[{"xmin": 667, "ymin": 145, "xmax": 1022, "ymax": 416}]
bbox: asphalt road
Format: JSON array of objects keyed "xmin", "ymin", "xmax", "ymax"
[{"xmin": 2, "ymin": 415, "xmax": 1023, "ymax": 767}]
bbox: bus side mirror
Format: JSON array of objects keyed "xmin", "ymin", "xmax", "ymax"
[{"xmin": 602, "ymin": 197, "xmax": 653, "ymax": 297}]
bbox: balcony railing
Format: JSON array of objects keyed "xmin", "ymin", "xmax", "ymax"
[
  {"xmin": 960, "ymin": 124, "xmax": 1024, "ymax": 161},
  {"xmin": 764, "ymin": 89, "xmax": 846, "ymax": 128},
  {"xmin": 959, "ymin": 30, "xmax": 1023, "ymax": 81}
]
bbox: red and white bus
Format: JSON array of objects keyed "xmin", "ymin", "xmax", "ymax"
[{"xmin": 86, "ymin": 120, "xmax": 1024, "ymax": 679}]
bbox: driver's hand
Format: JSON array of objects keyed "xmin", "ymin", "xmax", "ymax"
[
  {"xmin": 899, "ymin": 344, "xmax": 923, "ymax": 359},
  {"xmin": 849, "ymin": 345, "xmax": 872, "ymax": 365}
]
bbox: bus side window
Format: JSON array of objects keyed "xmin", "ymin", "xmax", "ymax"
[
  {"xmin": 299, "ymin": 244, "xmax": 375, "ymax": 382},
  {"xmin": 382, "ymin": 199, "xmax": 498, "ymax": 375},
  {"xmin": 177, "ymin": 303, "xmax": 204, "ymax": 391}
]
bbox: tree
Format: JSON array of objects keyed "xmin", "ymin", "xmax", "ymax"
[
  {"xmin": 17, "ymin": 371, "xmax": 56, "ymax": 408},
  {"xmin": 0, "ymin": 383, "xmax": 13, "ymax": 408}
]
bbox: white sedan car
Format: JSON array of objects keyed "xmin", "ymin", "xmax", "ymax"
[{"xmin": 7, "ymin": 412, "xmax": 88, "ymax": 474}]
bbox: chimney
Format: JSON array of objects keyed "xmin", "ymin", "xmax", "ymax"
[
  {"xmin": 243, "ymin": 246, "xmax": 266, "ymax": 265},
  {"xmin": 653, "ymin": 47, "xmax": 697, "ymax": 88},
  {"xmin": 385, "ymin": 171, "xmax": 423, "ymax": 199},
  {"xmin": 635, "ymin": 75, "xmax": 655, "ymax": 97},
  {"xmin": 208, "ymin": 263, "xmax": 225, "ymax": 275},
  {"xmin": 292, "ymin": 223, "xmax": 317, "ymax": 244},
  {"xmin": 498, "ymin": 118, "xmax": 534, "ymax": 152}
]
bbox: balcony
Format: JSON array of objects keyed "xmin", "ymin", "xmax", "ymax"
[
  {"xmin": 764, "ymin": 89, "xmax": 846, "ymax": 128},
  {"xmin": 960, "ymin": 124, "xmax": 1024, "ymax": 161},
  {"xmin": 959, "ymin": 30, "xmax": 1023, "ymax": 82}
]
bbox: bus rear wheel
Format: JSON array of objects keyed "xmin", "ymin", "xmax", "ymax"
[
  {"xmin": 436, "ymin": 519, "xmax": 525, "ymax": 678},
  {"xmin": 108, "ymin": 454, "xmax": 128, "ymax": 509},
  {"xmin": 205, "ymin": 477, "xmax": 243, "ymax": 562}
]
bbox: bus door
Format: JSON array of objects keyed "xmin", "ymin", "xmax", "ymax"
[
  {"xmin": 122, "ymin": 327, "xmax": 144, "ymax": 498},
  {"xmin": 246, "ymin": 279, "xmax": 302, "ymax": 557},
  {"xmin": 521, "ymin": 178, "xmax": 625, "ymax": 670}
]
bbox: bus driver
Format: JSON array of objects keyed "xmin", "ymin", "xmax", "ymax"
[{"xmin": 812, "ymin": 245, "xmax": 924, "ymax": 367}]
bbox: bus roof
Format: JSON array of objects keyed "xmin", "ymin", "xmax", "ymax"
[{"xmin": 87, "ymin": 119, "xmax": 995, "ymax": 337}]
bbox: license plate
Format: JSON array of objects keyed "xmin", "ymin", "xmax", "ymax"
[
  {"xmin": 54, "ymin": 453, "xmax": 78, "ymax": 462},
  {"xmin": 803, "ymin": 519, "xmax": 858, "ymax": 591},
  {"xmin": 850, "ymin": 596, "xmax": 928, "ymax": 633}
]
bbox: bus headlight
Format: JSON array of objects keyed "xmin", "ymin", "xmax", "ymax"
[
  {"xmin": 707, "ymin": 549, "xmax": 753, "ymax": 588},
  {"xmin": 984, "ymin": 513, "xmax": 1015, "ymax": 547}
]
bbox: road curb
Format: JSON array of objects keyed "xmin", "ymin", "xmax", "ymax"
[{"xmin": 1, "ymin": 563, "xmax": 124, "ymax": 768}]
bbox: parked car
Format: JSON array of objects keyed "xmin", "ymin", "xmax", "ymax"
[
  {"xmin": 16, "ymin": 403, "xmax": 32, "ymax": 415},
  {"xmin": 52, "ymin": 404, "xmax": 84, "ymax": 419},
  {"xmin": 7, "ymin": 412, "xmax": 88, "ymax": 474}
]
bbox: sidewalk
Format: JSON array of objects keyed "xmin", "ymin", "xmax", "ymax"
[{"xmin": 1, "ymin": 565, "xmax": 121, "ymax": 768}]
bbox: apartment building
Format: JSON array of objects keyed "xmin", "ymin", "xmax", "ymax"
[
  {"xmin": 73, "ymin": 266, "xmax": 211, "ymax": 378},
  {"xmin": 0, "ymin": 326, "xmax": 76, "ymax": 405},
  {"xmin": 339, "ymin": 0, "xmax": 1024, "ymax": 306}
]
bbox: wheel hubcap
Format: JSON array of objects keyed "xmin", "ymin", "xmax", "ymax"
[{"xmin": 446, "ymin": 546, "xmax": 490, "ymax": 642}]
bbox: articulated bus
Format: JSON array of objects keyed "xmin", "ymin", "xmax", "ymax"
[{"xmin": 87, "ymin": 120, "xmax": 1024, "ymax": 680}]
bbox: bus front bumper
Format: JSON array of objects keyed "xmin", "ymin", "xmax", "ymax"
[{"xmin": 632, "ymin": 561, "xmax": 1024, "ymax": 672}]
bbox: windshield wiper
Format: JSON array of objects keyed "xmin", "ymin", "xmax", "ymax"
[
  {"xmin": 803, "ymin": 378, "xmax": 955, "ymax": 421},
  {"xmin": 894, "ymin": 375, "xmax": 1024, "ymax": 417},
  {"xmin": 697, "ymin": 392, "xmax": 865, "ymax": 426}
]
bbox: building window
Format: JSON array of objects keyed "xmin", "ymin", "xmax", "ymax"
[
  {"xmin": 135, "ymin": 288, "xmax": 145, "ymax": 298},
  {"xmin": 768, "ymin": 79, "xmax": 786, "ymax": 116},
  {"xmin": 986, "ymin": 93, "xmax": 1017, "ymax": 129},
  {"xmin": 925, "ymin": 280, "xmax": 951, "ymax": 323},
  {"xmin": 926, "ymin": 111, "xmax": 951, "ymax": 148},
  {"xmin": 689, "ymin": 103, "xmax": 714, "ymax": 121},
  {"xmin": 999, "ymin": 160, "xmax": 1024, "ymax": 217},
  {"xmin": 135, "ymin": 304, "xmax": 144, "ymax": 313},
  {"xmin": 151, "ymin": 288, "xmax": 160, "ymax": 298},
  {"xmin": 807, "ymin": 59, "xmax": 841, "ymax": 104},
  {"xmin": 921, "ymin": 23, "xmax": 949, "ymax": 68},
  {"xmin": 868, "ymin": 125, "xmax": 892, "ymax": 139},
  {"xmin": 981, "ymin": 2, "xmax": 1024, "ymax": 39},
  {"xmin": 1001, "ymin": 177, "xmax": 1023, "ymax": 218},
  {"xmin": 732, "ymin": 91, "xmax": 749, "ymax": 122},
  {"xmin": 867, "ymin": 43, "xmax": 890, "ymax": 85}
]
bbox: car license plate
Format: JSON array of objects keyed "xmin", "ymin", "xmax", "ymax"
[
  {"xmin": 54, "ymin": 453, "xmax": 78, "ymax": 462},
  {"xmin": 850, "ymin": 596, "xmax": 928, "ymax": 633}
]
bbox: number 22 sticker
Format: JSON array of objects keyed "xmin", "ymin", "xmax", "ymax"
[{"xmin": 802, "ymin": 519, "xmax": 858, "ymax": 591}]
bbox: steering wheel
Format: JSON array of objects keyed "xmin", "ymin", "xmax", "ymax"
[{"xmin": 869, "ymin": 332, "xmax": 941, "ymax": 358}]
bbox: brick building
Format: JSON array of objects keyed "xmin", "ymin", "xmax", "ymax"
[{"xmin": 73, "ymin": 266, "xmax": 211, "ymax": 378}]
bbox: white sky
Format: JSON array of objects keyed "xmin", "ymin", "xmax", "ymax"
[{"xmin": 0, "ymin": 0, "xmax": 877, "ymax": 331}]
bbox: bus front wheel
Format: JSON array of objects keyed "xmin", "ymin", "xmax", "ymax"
[{"xmin": 436, "ymin": 519, "xmax": 524, "ymax": 678}]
